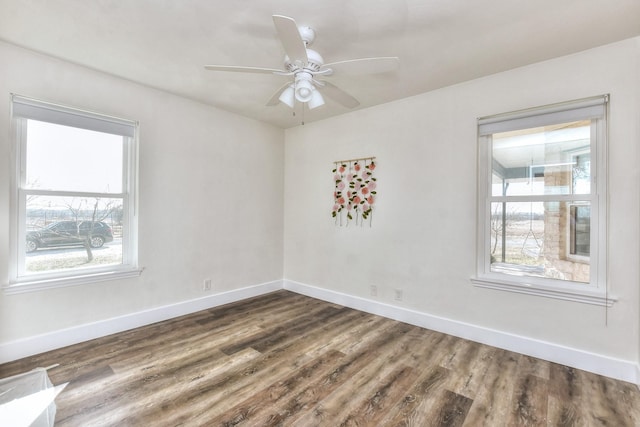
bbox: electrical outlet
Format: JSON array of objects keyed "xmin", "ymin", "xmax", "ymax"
[
  {"xmin": 394, "ymin": 288, "xmax": 403, "ymax": 301},
  {"xmin": 370, "ymin": 285, "xmax": 378, "ymax": 297},
  {"xmin": 203, "ymin": 279, "xmax": 212, "ymax": 291}
]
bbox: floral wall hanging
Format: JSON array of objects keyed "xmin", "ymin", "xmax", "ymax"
[{"xmin": 332, "ymin": 156, "xmax": 377, "ymax": 226}]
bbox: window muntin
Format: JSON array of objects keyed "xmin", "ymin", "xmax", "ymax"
[
  {"xmin": 9, "ymin": 95, "xmax": 138, "ymax": 290},
  {"xmin": 475, "ymin": 96, "xmax": 607, "ymax": 299}
]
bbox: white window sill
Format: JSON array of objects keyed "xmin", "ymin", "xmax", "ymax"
[
  {"xmin": 4, "ymin": 268, "xmax": 143, "ymax": 295},
  {"xmin": 471, "ymin": 276, "xmax": 616, "ymax": 307}
]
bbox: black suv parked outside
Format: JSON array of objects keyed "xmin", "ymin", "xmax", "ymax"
[{"xmin": 26, "ymin": 220, "xmax": 114, "ymax": 253}]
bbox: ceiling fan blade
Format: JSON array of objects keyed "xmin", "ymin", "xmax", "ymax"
[
  {"xmin": 266, "ymin": 82, "xmax": 292, "ymax": 106},
  {"xmin": 204, "ymin": 65, "xmax": 283, "ymax": 74},
  {"xmin": 317, "ymin": 81, "xmax": 360, "ymax": 109},
  {"xmin": 322, "ymin": 57, "xmax": 399, "ymax": 75},
  {"xmin": 272, "ymin": 15, "xmax": 308, "ymax": 65}
]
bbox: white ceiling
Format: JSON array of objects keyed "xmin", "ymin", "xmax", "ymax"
[{"xmin": 1, "ymin": 0, "xmax": 639, "ymax": 129}]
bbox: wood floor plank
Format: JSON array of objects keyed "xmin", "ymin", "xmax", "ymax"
[
  {"xmin": 517, "ymin": 353, "xmax": 551, "ymax": 380},
  {"xmin": 546, "ymin": 362, "xmax": 585, "ymax": 426},
  {"xmin": 296, "ymin": 310, "xmax": 378, "ymax": 362},
  {"xmin": 293, "ymin": 323, "xmax": 419, "ymax": 424},
  {"xmin": 273, "ymin": 321, "xmax": 413, "ymax": 425},
  {"xmin": 547, "ymin": 394, "xmax": 583, "ymax": 426},
  {"xmin": 254, "ymin": 327, "xmax": 407, "ymax": 425},
  {"xmin": 1, "ymin": 290, "xmax": 639, "ymax": 426},
  {"xmin": 355, "ymin": 332, "xmax": 457, "ymax": 426},
  {"xmin": 290, "ymin": 323, "xmax": 411, "ymax": 425},
  {"xmin": 446, "ymin": 344, "xmax": 497, "ymax": 400},
  {"xmin": 578, "ymin": 369, "xmax": 640, "ymax": 426},
  {"xmin": 218, "ymin": 305, "xmax": 345, "ymax": 355},
  {"xmin": 206, "ymin": 349, "xmax": 347, "ymax": 426},
  {"xmin": 114, "ymin": 306, "xmax": 370, "ymax": 424},
  {"xmin": 333, "ymin": 313, "xmax": 398, "ymax": 355},
  {"xmin": 461, "ymin": 348, "xmax": 520, "ymax": 426},
  {"xmin": 210, "ymin": 307, "xmax": 376, "ymax": 425},
  {"xmin": 431, "ymin": 389, "xmax": 474, "ymax": 427},
  {"xmin": 383, "ymin": 366, "xmax": 451, "ymax": 426},
  {"xmin": 507, "ymin": 373, "xmax": 549, "ymax": 426},
  {"xmin": 336, "ymin": 365, "xmax": 417, "ymax": 426}
]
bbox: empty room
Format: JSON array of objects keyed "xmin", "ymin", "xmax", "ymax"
[{"xmin": 1, "ymin": 1, "xmax": 640, "ymax": 425}]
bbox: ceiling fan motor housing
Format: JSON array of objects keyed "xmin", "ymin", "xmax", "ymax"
[
  {"xmin": 298, "ymin": 25, "xmax": 316, "ymax": 46},
  {"xmin": 284, "ymin": 48, "xmax": 324, "ymax": 73}
]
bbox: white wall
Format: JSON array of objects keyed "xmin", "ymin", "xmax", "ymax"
[
  {"xmin": 284, "ymin": 38, "xmax": 640, "ymax": 366},
  {"xmin": 0, "ymin": 42, "xmax": 284, "ymax": 345}
]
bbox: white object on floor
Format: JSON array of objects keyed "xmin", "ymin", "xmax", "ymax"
[{"xmin": 0, "ymin": 367, "xmax": 67, "ymax": 427}]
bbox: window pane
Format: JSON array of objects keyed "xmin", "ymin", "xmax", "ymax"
[
  {"xmin": 491, "ymin": 120, "xmax": 591, "ymax": 197},
  {"xmin": 25, "ymin": 120, "xmax": 123, "ymax": 193},
  {"xmin": 570, "ymin": 204, "xmax": 590, "ymax": 256},
  {"xmin": 490, "ymin": 201, "xmax": 589, "ymax": 283},
  {"xmin": 25, "ymin": 195, "xmax": 123, "ymax": 275}
]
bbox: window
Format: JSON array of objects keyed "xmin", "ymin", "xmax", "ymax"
[
  {"xmin": 7, "ymin": 95, "xmax": 140, "ymax": 293},
  {"xmin": 473, "ymin": 95, "xmax": 611, "ymax": 306}
]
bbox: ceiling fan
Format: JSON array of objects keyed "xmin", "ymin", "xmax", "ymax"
[{"xmin": 204, "ymin": 15, "xmax": 399, "ymax": 111}]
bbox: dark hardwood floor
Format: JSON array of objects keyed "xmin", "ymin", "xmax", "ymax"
[{"xmin": 1, "ymin": 290, "xmax": 639, "ymax": 426}]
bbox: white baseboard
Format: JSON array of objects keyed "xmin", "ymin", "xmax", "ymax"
[
  {"xmin": 0, "ymin": 280, "xmax": 282, "ymax": 364},
  {"xmin": 283, "ymin": 279, "xmax": 639, "ymax": 385}
]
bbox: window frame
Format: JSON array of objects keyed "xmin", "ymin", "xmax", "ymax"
[
  {"xmin": 6, "ymin": 95, "xmax": 141, "ymax": 294},
  {"xmin": 472, "ymin": 95, "xmax": 613, "ymax": 306}
]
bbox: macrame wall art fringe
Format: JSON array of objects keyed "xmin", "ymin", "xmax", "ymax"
[{"xmin": 332, "ymin": 156, "xmax": 377, "ymax": 227}]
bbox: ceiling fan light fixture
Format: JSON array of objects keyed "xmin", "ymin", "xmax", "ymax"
[
  {"xmin": 278, "ymin": 85, "xmax": 295, "ymax": 108},
  {"xmin": 294, "ymin": 79, "xmax": 314, "ymax": 102},
  {"xmin": 308, "ymin": 89, "xmax": 325, "ymax": 109}
]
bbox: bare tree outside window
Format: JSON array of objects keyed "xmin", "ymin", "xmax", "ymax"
[{"xmin": 64, "ymin": 198, "xmax": 121, "ymax": 262}]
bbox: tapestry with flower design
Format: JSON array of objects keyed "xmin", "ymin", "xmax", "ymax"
[{"xmin": 332, "ymin": 157, "xmax": 377, "ymax": 226}]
